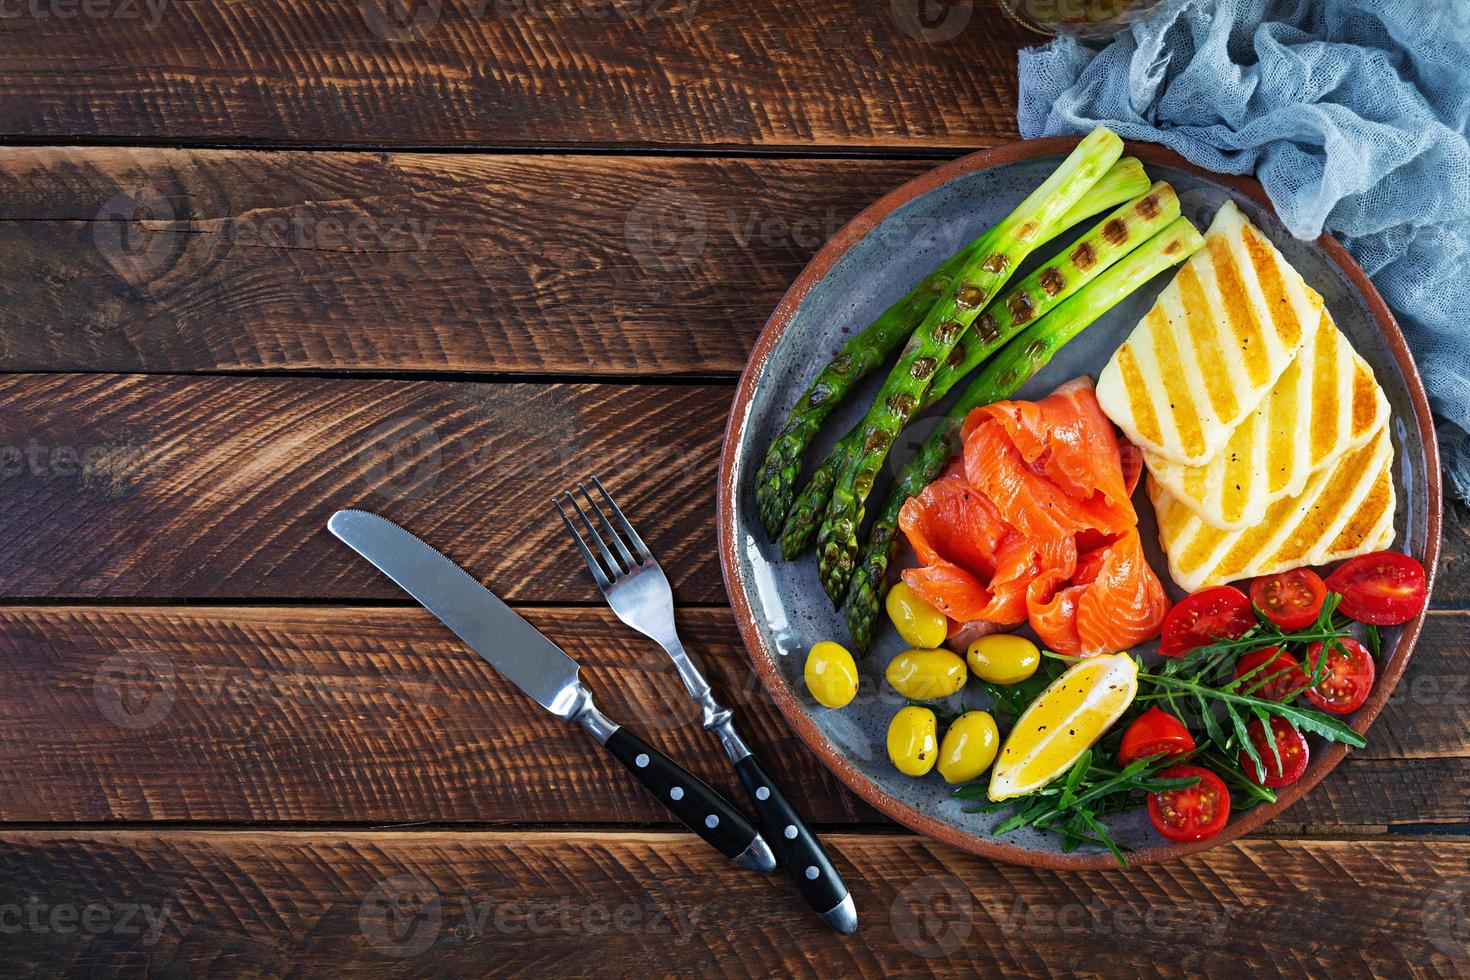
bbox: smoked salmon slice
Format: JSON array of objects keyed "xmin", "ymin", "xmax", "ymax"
[{"xmin": 898, "ymin": 378, "xmax": 1169, "ymax": 655}]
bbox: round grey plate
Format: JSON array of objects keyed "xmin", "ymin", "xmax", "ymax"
[{"xmin": 718, "ymin": 139, "xmax": 1441, "ymax": 869}]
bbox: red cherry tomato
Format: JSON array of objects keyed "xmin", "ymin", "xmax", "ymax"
[
  {"xmin": 1324, "ymin": 552, "xmax": 1428, "ymax": 625},
  {"xmin": 1118, "ymin": 707, "xmax": 1196, "ymax": 766},
  {"xmin": 1303, "ymin": 638, "xmax": 1376, "ymax": 714},
  {"xmin": 1238, "ymin": 717, "xmax": 1310, "ymax": 788},
  {"xmin": 1159, "ymin": 586, "xmax": 1256, "ymax": 657},
  {"xmin": 1147, "ymin": 765, "xmax": 1231, "ymax": 842},
  {"xmin": 1233, "ymin": 646, "xmax": 1309, "ymax": 702},
  {"xmin": 1250, "ymin": 569, "xmax": 1327, "ymax": 631}
]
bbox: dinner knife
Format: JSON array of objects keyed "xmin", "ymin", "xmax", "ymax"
[{"xmin": 327, "ymin": 509, "xmax": 776, "ymax": 874}]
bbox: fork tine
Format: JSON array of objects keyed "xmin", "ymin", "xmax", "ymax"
[
  {"xmin": 563, "ymin": 489, "xmax": 628, "ymax": 578},
  {"xmin": 554, "ymin": 497, "xmax": 612, "ymax": 589},
  {"xmin": 578, "ymin": 481, "xmax": 638, "ymax": 569},
  {"xmin": 590, "ymin": 475, "xmax": 652, "ymax": 561}
]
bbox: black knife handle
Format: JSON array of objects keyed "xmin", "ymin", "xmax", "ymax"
[
  {"xmin": 734, "ymin": 753, "xmax": 852, "ymax": 927},
  {"xmin": 604, "ymin": 727, "xmax": 774, "ymax": 871}
]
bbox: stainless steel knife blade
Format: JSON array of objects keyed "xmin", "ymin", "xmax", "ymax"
[{"xmin": 328, "ymin": 509, "xmax": 586, "ymax": 719}]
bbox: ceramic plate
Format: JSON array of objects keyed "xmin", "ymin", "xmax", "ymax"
[{"xmin": 718, "ymin": 138, "xmax": 1442, "ymax": 868}]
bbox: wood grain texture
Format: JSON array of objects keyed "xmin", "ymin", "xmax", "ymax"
[
  {"xmin": 0, "ymin": 604, "xmax": 1463, "ymax": 828},
  {"xmin": 1432, "ymin": 499, "xmax": 1470, "ymax": 607},
  {"xmin": 1, "ymin": 829, "xmax": 1467, "ymax": 976},
  {"xmin": 0, "ymin": 374, "xmax": 730, "ymax": 601},
  {"xmin": 0, "ymin": 148, "xmax": 935, "ymax": 374},
  {"xmin": 0, "ymin": 2, "xmax": 1025, "ymax": 148},
  {"xmin": 0, "ymin": 604, "xmax": 876, "ymax": 824}
]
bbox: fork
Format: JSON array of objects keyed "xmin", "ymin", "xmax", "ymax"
[{"xmin": 556, "ymin": 476, "xmax": 856, "ymax": 935}]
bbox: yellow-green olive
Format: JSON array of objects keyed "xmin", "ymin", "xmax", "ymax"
[
  {"xmin": 887, "ymin": 706, "xmax": 938, "ymax": 777},
  {"xmin": 886, "ymin": 647, "xmax": 968, "ymax": 700},
  {"xmin": 967, "ymin": 633, "xmax": 1041, "ymax": 685},
  {"xmin": 804, "ymin": 640, "xmax": 858, "ymax": 709},
  {"xmin": 937, "ymin": 710, "xmax": 1000, "ymax": 784},
  {"xmin": 885, "ymin": 581, "xmax": 948, "ymax": 649}
]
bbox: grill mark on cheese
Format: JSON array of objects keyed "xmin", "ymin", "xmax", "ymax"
[
  {"xmin": 1206, "ymin": 236, "xmax": 1272, "ymax": 387},
  {"xmin": 1350, "ymin": 357, "xmax": 1381, "ymax": 442},
  {"xmin": 1331, "ymin": 465, "xmax": 1392, "ymax": 554},
  {"xmin": 1220, "ymin": 427, "xmax": 1252, "ymax": 524},
  {"xmin": 1145, "ymin": 309, "xmax": 1206, "ymax": 458},
  {"xmin": 1310, "ymin": 312, "xmax": 1339, "ymax": 466},
  {"xmin": 1175, "ymin": 263, "xmax": 1240, "ymax": 424},
  {"xmin": 1116, "ymin": 343, "xmax": 1162, "ymax": 448},
  {"xmin": 1242, "ymin": 225, "xmax": 1306, "ymax": 351}
]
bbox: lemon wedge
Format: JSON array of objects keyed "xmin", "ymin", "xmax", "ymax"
[{"xmin": 987, "ymin": 652, "xmax": 1138, "ymax": 802}]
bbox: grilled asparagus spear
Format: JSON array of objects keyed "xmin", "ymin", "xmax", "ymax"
[{"xmin": 843, "ymin": 215, "xmax": 1206, "ymax": 652}]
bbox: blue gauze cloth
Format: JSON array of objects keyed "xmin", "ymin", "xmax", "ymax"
[{"xmin": 1018, "ymin": 0, "xmax": 1470, "ymax": 503}]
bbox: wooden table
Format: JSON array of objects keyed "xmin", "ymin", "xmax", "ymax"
[{"xmin": 0, "ymin": 3, "xmax": 1466, "ymax": 975}]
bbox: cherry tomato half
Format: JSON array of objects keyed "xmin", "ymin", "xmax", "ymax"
[
  {"xmin": 1324, "ymin": 552, "xmax": 1428, "ymax": 626},
  {"xmin": 1303, "ymin": 638, "xmax": 1376, "ymax": 715},
  {"xmin": 1147, "ymin": 765, "xmax": 1231, "ymax": 842},
  {"xmin": 1239, "ymin": 717, "xmax": 1309, "ymax": 788},
  {"xmin": 1233, "ymin": 646, "xmax": 1308, "ymax": 702},
  {"xmin": 1250, "ymin": 569, "xmax": 1327, "ymax": 631},
  {"xmin": 1118, "ymin": 707, "xmax": 1196, "ymax": 767},
  {"xmin": 1159, "ymin": 586, "xmax": 1256, "ymax": 657}
]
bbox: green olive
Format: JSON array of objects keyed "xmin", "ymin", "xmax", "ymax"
[
  {"xmin": 804, "ymin": 640, "xmax": 858, "ymax": 709},
  {"xmin": 887, "ymin": 706, "xmax": 938, "ymax": 777},
  {"xmin": 885, "ymin": 581, "xmax": 948, "ymax": 649},
  {"xmin": 937, "ymin": 710, "xmax": 1000, "ymax": 784},
  {"xmin": 967, "ymin": 633, "xmax": 1041, "ymax": 685},
  {"xmin": 885, "ymin": 647, "xmax": 968, "ymax": 700}
]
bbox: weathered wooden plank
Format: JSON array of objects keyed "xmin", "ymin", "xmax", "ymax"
[
  {"xmin": 0, "ymin": 830, "xmax": 1465, "ymax": 975},
  {"xmin": 0, "ymin": 148, "xmax": 936, "ymax": 374},
  {"xmin": 0, "ymin": 604, "xmax": 1462, "ymax": 827},
  {"xmin": 0, "ymin": 375, "xmax": 732, "ymax": 601},
  {"xmin": 0, "ymin": 604, "xmax": 876, "ymax": 823},
  {"xmin": 1432, "ymin": 498, "xmax": 1470, "ymax": 607},
  {"xmin": 0, "ymin": 2, "xmax": 1025, "ymax": 148}
]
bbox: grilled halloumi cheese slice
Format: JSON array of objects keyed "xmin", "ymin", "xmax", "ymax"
[
  {"xmin": 1143, "ymin": 309, "xmax": 1390, "ymax": 530},
  {"xmin": 1096, "ymin": 200, "xmax": 1318, "ymax": 465},
  {"xmin": 1148, "ymin": 424, "xmax": 1396, "ymax": 592}
]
